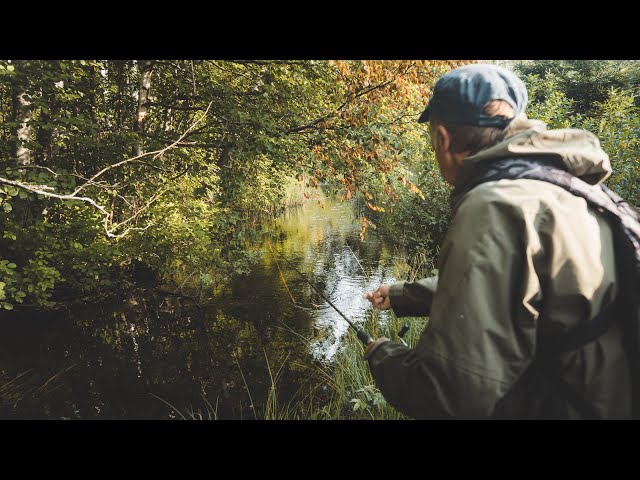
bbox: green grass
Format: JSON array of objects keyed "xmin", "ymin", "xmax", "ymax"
[
  {"xmin": 282, "ymin": 176, "xmax": 310, "ymax": 209},
  {"xmin": 177, "ymin": 311, "xmax": 428, "ymax": 420},
  {"xmin": 296, "ymin": 245, "xmax": 431, "ymax": 420},
  {"xmin": 299, "ymin": 311, "xmax": 427, "ymax": 420},
  {"xmin": 1, "ymin": 363, "xmax": 78, "ymax": 417},
  {"xmin": 161, "ymin": 243, "xmax": 433, "ymax": 420},
  {"xmin": 150, "ymin": 392, "xmax": 220, "ymax": 420},
  {"xmin": 151, "ymin": 312, "xmax": 425, "ymax": 421}
]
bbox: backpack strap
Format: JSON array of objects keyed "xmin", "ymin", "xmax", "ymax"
[
  {"xmin": 536, "ymin": 299, "xmax": 619, "ymax": 420},
  {"xmin": 455, "ymin": 157, "xmax": 637, "ymax": 419},
  {"xmin": 536, "ymin": 355, "xmax": 603, "ymax": 420}
]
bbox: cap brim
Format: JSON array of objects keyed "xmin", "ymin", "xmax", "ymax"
[{"xmin": 417, "ymin": 106, "xmax": 430, "ymax": 123}]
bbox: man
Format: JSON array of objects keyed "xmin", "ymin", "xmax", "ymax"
[{"xmin": 363, "ymin": 63, "xmax": 631, "ymax": 419}]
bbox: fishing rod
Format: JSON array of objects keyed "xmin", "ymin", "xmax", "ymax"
[
  {"xmin": 269, "ymin": 244, "xmax": 375, "ymax": 347},
  {"xmin": 344, "ymin": 242, "xmax": 410, "ymax": 346}
]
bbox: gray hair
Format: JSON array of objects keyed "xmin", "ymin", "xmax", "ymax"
[{"xmin": 430, "ymin": 100, "xmax": 515, "ymax": 155}]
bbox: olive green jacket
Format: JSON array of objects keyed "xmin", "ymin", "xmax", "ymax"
[{"xmin": 366, "ymin": 116, "xmax": 631, "ymax": 419}]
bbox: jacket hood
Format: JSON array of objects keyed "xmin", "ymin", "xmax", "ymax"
[{"xmin": 459, "ymin": 115, "xmax": 612, "ymax": 185}]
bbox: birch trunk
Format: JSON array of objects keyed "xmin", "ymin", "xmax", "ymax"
[
  {"xmin": 133, "ymin": 60, "xmax": 154, "ymax": 157},
  {"xmin": 12, "ymin": 62, "xmax": 32, "ymax": 166}
]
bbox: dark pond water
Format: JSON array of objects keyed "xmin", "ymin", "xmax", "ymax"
[{"xmin": 0, "ymin": 195, "xmax": 401, "ymax": 419}]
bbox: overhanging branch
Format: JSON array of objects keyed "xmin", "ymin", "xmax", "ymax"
[{"xmin": 0, "ymin": 102, "xmax": 213, "ymax": 239}]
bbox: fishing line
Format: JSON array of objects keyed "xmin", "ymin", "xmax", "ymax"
[{"xmin": 268, "ymin": 242, "xmax": 374, "ymax": 346}]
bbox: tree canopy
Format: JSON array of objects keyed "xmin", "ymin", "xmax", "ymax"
[{"xmin": 0, "ymin": 59, "xmax": 464, "ymax": 309}]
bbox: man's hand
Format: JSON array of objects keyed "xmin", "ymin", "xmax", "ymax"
[
  {"xmin": 364, "ymin": 337, "xmax": 390, "ymax": 355},
  {"xmin": 363, "ymin": 284, "xmax": 391, "ymax": 310}
]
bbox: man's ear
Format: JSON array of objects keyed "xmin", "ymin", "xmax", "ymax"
[{"xmin": 435, "ymin": 124, "xmax": 451, "ymax": 153}]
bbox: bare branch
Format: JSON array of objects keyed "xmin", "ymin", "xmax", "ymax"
[
  {"xmin": 146, "ymin": 102, "xmax": 205, "ymax": 111},
  {"xmin": 4, "ymin": 165, "xmax": 61, "ymax": 177},
  {"xmin": 71, "ymin": 101, "xmax": 212, "ymax": 197},
  {"xmin": 206, "ymin": 60, "xmax": 253, "ymax": 81},
  {"xmin": 283, "ymin": 78, "xmax": 395, "ymax": 135},
  {"xmin": 0, "ymin": 175, "xmax": 109, "ymax": 214},
  {"xmin": 0, "ymin": 102, "xmax": 213, "ymax": 239},
  {"xmin": 108, "ymin": 187, "xmax": 170, "ymax": 233}
]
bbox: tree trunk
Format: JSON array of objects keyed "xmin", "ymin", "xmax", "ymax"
[
  {"xmin": 36, "ymin": 62, "xmax": 56, "ymax": 163},
  {"xmin": 88, "ymin": 62, "xmax": 100, "ymax": 127},
  {"xmin": 12, "ymin": 62, "xmax": 32, "ymax": 166},
  {"xmin": 36, "ymin": 96, "xmax": 52, "ymax": 163},
  {"xmin": 133, "ymin": 60, "xmax": 154, "ymax": 156}
]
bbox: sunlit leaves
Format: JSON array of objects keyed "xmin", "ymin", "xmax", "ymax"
[
  {"xmin": 359, "ymin": 216, "xmax": 377, "ymax": 241},
  {"xmin": 399, "ymin": 176, "xmax": 426, "ymax": 200},
  {"xmin": 307, "ymin": 60, "xmax": 470, "ymax": 238},
  {"xmin": 0, "ymin": 59, "xmax": 472, "ymax": 307}
]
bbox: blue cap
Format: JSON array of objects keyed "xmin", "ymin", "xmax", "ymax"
[{"xmin": 418, "ymin": 64, "xmax": 528, "ymax": 128}]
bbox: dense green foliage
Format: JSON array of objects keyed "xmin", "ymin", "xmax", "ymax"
[
  {"xmin": 522, "ymin": 66, "xmax": 640, "ymax": 207},
  {"xmin": 0, "ymin": 60, "xmax": 351, "ymax": 309},
  {"xmin": 515, "ymin": 60, "xmax": 640, "ymax": 115},
  {"xmin": 0, "ymin": 60, "xmax": 464, "ymax": 309},
  {"xmin": 1, "ymin": 60, "xmax": 638, "ymax": 311}
]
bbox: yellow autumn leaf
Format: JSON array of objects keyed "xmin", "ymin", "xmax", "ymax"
[
  {"xmin": 366, "ymin": 202, "xmax": 385, "ymax": 212},
  {"xmin": 407, "ymin": 180, "xmax": 426, "ymax": 200}
]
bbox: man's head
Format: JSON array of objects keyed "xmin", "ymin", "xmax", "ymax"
[{"xmin": 420, "ymin": 64, "xmax": 528, "ymax": 184}]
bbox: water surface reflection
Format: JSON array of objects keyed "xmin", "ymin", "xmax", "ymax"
[{"xmin": 0, "ymin": 195, "xmax": 400, "ymax": 419}]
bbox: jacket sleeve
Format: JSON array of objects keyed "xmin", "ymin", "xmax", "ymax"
[
  {"xmin": 367, "ymin": 193, "xmax": 543, "ymax": 418},
  {"xmin": 388, "ymin": 276, "xmax": 438, "ymax": 317}
]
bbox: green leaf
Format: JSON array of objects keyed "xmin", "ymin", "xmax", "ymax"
[
  {"xmin": 2, "ymin": 302, "xmax": 13, "ymax": 310},
  {"xmin": 6, "ymin": 64, "xmax": 14, "ymax": 72},
  {"xmin": 3, "ymin": 203, "xmax": 12, "ymax": 213}
]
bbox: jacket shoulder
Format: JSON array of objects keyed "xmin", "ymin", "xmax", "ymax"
[{"xmin": 451, "ymin": 179, "xmax": 554, "ymax": 238}]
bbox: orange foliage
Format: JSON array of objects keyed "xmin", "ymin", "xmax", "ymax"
[
  {"xmin": 366, "ymin": 202, "xmax": 385, "ymax": 212},
  {"xmin": 406, "ymin": 180, "xmax": 426, "ymax": 200},
  {"xmin": 311, "ymin": 60, "xmax": 473, "ymax": 238}
]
